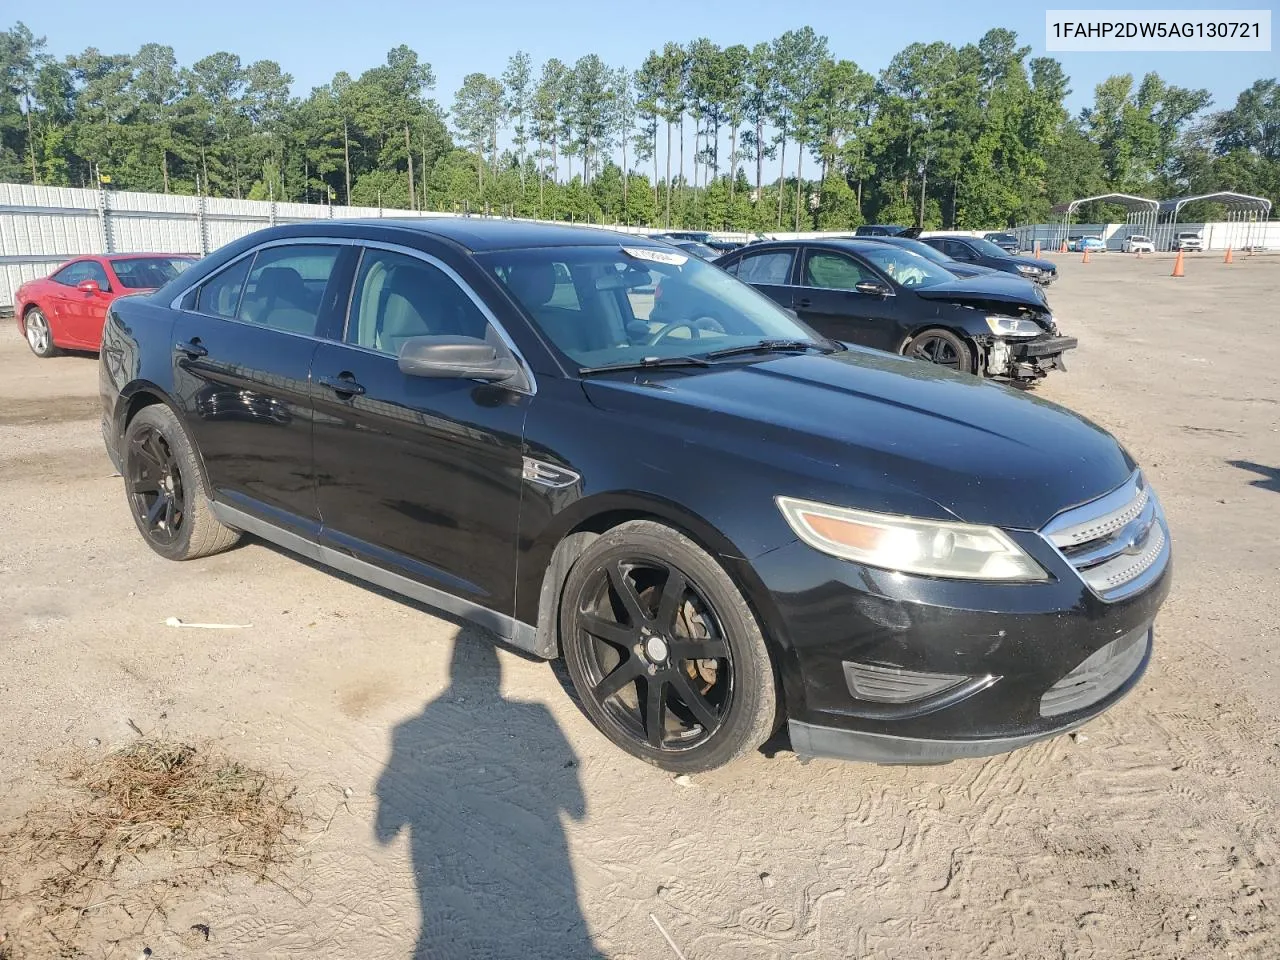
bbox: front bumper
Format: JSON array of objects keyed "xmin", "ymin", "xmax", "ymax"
[
  {"xmin": 747, "ymin": 522, "xmax": 1172, "ymax": 765},
  {"xmin": 989, "ymin": 335, "xmax": 1077, "ymax": 380}
]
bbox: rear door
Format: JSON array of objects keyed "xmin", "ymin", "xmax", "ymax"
[
  {"xmin": 721, "ymin": 248, "xmax": 797, "ymax": 309},
  {"xmin": 310, "ymin": 243, "xmax": 530, "ymax": 618},
  {"xmin": 170, "ymin": 240, "xmax": 354, "ymax": 535},
  {"xmin": 795, "ymin": 248, "xmax": 903, "ymax": 351}
]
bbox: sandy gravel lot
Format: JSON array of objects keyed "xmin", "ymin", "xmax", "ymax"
[{"xmin": 1, "ymin": 251, "xmax": 1277, "ymax": 959}]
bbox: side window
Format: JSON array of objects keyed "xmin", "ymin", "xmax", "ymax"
[
  {"xmin": 83, "ymin": 260, "xmax": 110, "ymax": 290},
  {"xmin": 52, "ymin": 261, "xmax": 91, "ymax": 287},
  {"xmin": 734, "ymin": 250, "xmax": 795, "ymax": 285},
  {"xmin": 804, "ymin": 252, "xmax": 867, "ymax": 290},
  {"xmin": 947, "ymin": 240, "xmax": 974, "ymax": 260},
  {"xmin": 195, "ymin": 257, "xmax": 253, "ymax": 319},
  {"xmin": 237, "ymin": 245, "xmax": 341, "ymax": 336},
  {"xmin": 347, "ymin": 248, "xmax": 492, "ymax": 356}
]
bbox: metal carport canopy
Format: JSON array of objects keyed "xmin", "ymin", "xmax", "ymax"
[
  {"xmin": 1050, "ymin": 193, "xmax": 1159, "ymax": 250},
  {"xmin": 1156, "ymin": 191, "xmax": 1273, "ymax": 251}
]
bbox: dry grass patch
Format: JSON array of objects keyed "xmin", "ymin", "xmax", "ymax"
[{"xmin": 0, "ymin": 738, "xmax": 305, "ymax": 958}]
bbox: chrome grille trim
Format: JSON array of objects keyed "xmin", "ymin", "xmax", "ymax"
[{"xmin": 1040, "ymin": 470, "xmax": 1171, "ymax": 602}]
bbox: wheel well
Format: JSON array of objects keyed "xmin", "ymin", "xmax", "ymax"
[
  {"xmin": 900, "ymin": 325, "xmax": 982, "ymax": 375},
  {"xmin": 532, "ymin": 509, "xmax": 734, "ymax": 660},
  {"xmin": 123, "ymin": 391, "xmax": 164, "ymax": 430}
]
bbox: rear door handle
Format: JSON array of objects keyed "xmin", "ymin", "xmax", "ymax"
[
  {"xmin": 175, "ymin": 339, "xmax": 208, "ymax": 358},
  {"xmin": 797, "ymin": 297, "xmax": 812, "ymax": 308},
  {"xmin": 318, "ymin": 374, "xmax": 366, "ymax": 397}
]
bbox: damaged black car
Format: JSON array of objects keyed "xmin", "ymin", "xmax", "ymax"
[{"xmin": 714, "ymin": 239, "xmax": 1075, "ymax": 383}]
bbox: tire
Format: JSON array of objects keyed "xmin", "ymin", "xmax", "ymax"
[
  {"xmin": 905, "ymin": 328, "xmax": 973, "ymax": 373},
  {"xmin": 559, "ymin": 520, "xmax": 778, "ymax": 773},
  {"xmin": 23, "ymin": 307, "xmax": 58, "ymax": 358},
  {"xmin": 122, "ymin": 404, "xmax": 240, "ymax": 561}
]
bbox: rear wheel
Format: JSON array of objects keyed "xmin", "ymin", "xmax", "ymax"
[
  {"xmin": 122, "ymin": 405, "xmax": 240, "ymax": 561},
  {"xmin": 905, "ymin": 328, "xmax": 973, "ymax": 373},
  {"xmin": 560, "ymin": 521, "xmax": 777, "ymax": 773},
  {"xmin": 23, "ymin": 307, "xmax": 58, "ymax": 358}
]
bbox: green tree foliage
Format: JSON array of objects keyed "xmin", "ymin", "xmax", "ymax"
[{"xmin": 0, "ymin": 19, "xmax": 1274, "ymax": 232}]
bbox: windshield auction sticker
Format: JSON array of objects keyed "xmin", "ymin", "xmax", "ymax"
[{"xmin": 1046, "ymin": 9, "xmax": 1271, "ymax": 50}]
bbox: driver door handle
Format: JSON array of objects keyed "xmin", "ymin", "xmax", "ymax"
[{"xmin": 797, "ymin": 297, "xmax": 812, "ymax": 308}]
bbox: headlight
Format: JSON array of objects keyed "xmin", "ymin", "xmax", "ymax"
[
  {"xmin": 1015, "ymin": 264, "xmax": 1042, "ymax": 275},
  {"xmin": 776, "ymin": 497, "xmax": 1048, "ymax": 581},
  {"xmin": 985, "ymin": 315, "xmax": 1042, "ymax": 337}
]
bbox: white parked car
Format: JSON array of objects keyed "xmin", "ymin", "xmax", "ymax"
[
  {"xmin": 1122, "ymin": 235, "xmax": 1155, "ymax": 254},
  {"xmin": 1171, "ymin": 232, "xmax": 1203, "ymax": 252}
]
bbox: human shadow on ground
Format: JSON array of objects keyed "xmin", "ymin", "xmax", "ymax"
[
  {"xmin": 374, "ymin": 633, "xmax": 605, "ymax": 959},
  {"xmin": 1227, "ymin": 459, "xmax": 1280, "ymax": 494}
]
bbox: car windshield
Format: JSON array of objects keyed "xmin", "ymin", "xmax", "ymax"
[
  {"xmin": 111, "ymin": 256, "xmax": 195, "ymax": 289},
  {"xmin": 965, "ymin": 237, "xmax": 1016, "ymax": 258},
  {"xmin": 987, "ymin": 233, "xmax": 1017, "ymax": 243},
  {"xmin": 479, "ymin": 245, "xmax": 822, "ymax": 370},
  {"xmin": 857, "ymin": 246, "xmax": 955, "ymax": 289},
  {"xmin": 1131, "ymin": 236, "xmax": 1150, "ymax": 242}
]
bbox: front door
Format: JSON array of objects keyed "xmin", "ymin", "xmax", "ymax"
[
  {"xmin": 311, "ymin": 245, "xmax": 530, "ymax": 618},
  {"xmin": 170, "ymin": 241, "xmax": 353, "ymax": 535},
  {"xmin": 795, "ymin": 249, "xmax": 901, "ymax": 352},
  {"xmin": 62, "ymin": 259, "xmax": 114, "ymax": 346}
]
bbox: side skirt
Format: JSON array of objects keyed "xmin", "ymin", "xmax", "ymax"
[{"xmin": 210, "ymin": 501, "xmax": 545, "ymax": 659}]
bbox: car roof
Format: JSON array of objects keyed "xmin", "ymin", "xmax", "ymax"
[
  {"xmin": 727, "ymin": 237, "xmax": 899, "ymax": 255},
  {"xmin": 337, "ymin": 217, "xmax": 658, "ymax": 252}
]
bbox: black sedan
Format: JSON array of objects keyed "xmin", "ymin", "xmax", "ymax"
[
  {"xmin": 99, "ymin": 220, "xmax": 1169, "ymax": 772},
  {"xmin": 921, "ymin": 235, "xmax": 1057, "ymax": 284},
  {"xmin": 714, "ymin": 239, "xmax": 1075, "ymax": 382},
  {"xmin": 984, "ymin": 231, "xmax": 1022, "ymax": 254}
]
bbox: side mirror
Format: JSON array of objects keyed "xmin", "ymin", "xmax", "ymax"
[
  {"xmin": 854, "ymin": 281, "xmax": 891, "ymax": 297},
  {"xmin": 397, "ymin": 335, "xmax": 518, "ymax": 382},
  {"xmin": 77, "ymin": 279, "xmax": 101, "ymax": 294}
]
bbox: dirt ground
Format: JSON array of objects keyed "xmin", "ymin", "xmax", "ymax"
[{"xmin": 1, "ymin": 250, "xmax": 1277, "ymax": 959}]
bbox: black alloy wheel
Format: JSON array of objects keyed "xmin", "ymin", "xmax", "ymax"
[
  {"xmin": 121, "ymin": 404, "xmax": 240, "ymax": 561},
  {"xmin": 906, "ymin": 328, "xmax": 973, "ymax": 373},
  {"xmin": 561, "ymin": 521, "xmax": 777, "ymax": 772},
  {"xmin": 127, "ymin": 423, "xmax": 186, "ymax": 546}
]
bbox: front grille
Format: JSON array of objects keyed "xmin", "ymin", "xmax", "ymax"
[
  {"xmin": 1040, "ymin": 624, "xmax": 1150, "ymax": 717},
  {"xmin": 1041, "ymin": 471, "xmax": 1170, "ymax": 601}
]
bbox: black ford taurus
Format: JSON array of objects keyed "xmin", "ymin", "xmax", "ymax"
[
  {"xmin": 714, "ymin": 238, "xmax": 1075, "ymax": 382},
  {"xmin": 99, "ymin": 219, "xmax": 1171, "ymax": 772}
]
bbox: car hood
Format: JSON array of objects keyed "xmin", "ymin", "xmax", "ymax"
[
  {"xmin": 912, "ymin": 275, "xmax": 1051, "ymax": 320},
  {"xmin": 582, "ymin": 349, "xmax": 1132, "ymax": 530}
]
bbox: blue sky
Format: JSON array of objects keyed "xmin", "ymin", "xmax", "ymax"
[{"xmin": 17, "ymin": 0, "xmax": 1278, "ymax": 174}]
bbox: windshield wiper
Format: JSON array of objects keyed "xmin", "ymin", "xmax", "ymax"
[
  {"xmin": 577, "ymin": 355, "xmax": 712, "ymax": 376},
  {"xmin": 703, "ymin": 338, "xmax": 836, "ymax": 361}
]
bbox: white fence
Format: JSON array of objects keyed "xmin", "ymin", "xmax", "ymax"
[{"xmin": 3, "ymin": 179, "xmax": 1276, "ymax": 309}]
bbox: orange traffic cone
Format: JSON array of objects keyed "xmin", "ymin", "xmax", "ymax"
[
  {"xmin": 1082, "ymin": 248, "xmax": 1090, "ymax": 264},
  {"xmin": 1172, "ymin": 250, "xmax": 1185, "ymax": 277},
  {"xmin": 1224, "ymin": 246, "xmax": 1233, "ymax": 264}
]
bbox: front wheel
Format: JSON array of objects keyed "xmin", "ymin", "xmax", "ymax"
[
  {"xmin": 560, "ymin": 521, "xmax": 778, "ymax": 773},
  {"xmin": 23, "ymin": 308, "xmax": 58, "ymax": 358},
  {"xmin": 905, "ymin": 328, "xmax": 973, "ymax": 373}
]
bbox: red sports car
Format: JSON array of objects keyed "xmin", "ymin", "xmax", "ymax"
[{"xmin": 15, "ymin": 253, "xmax": 198, "ymax": 357}]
